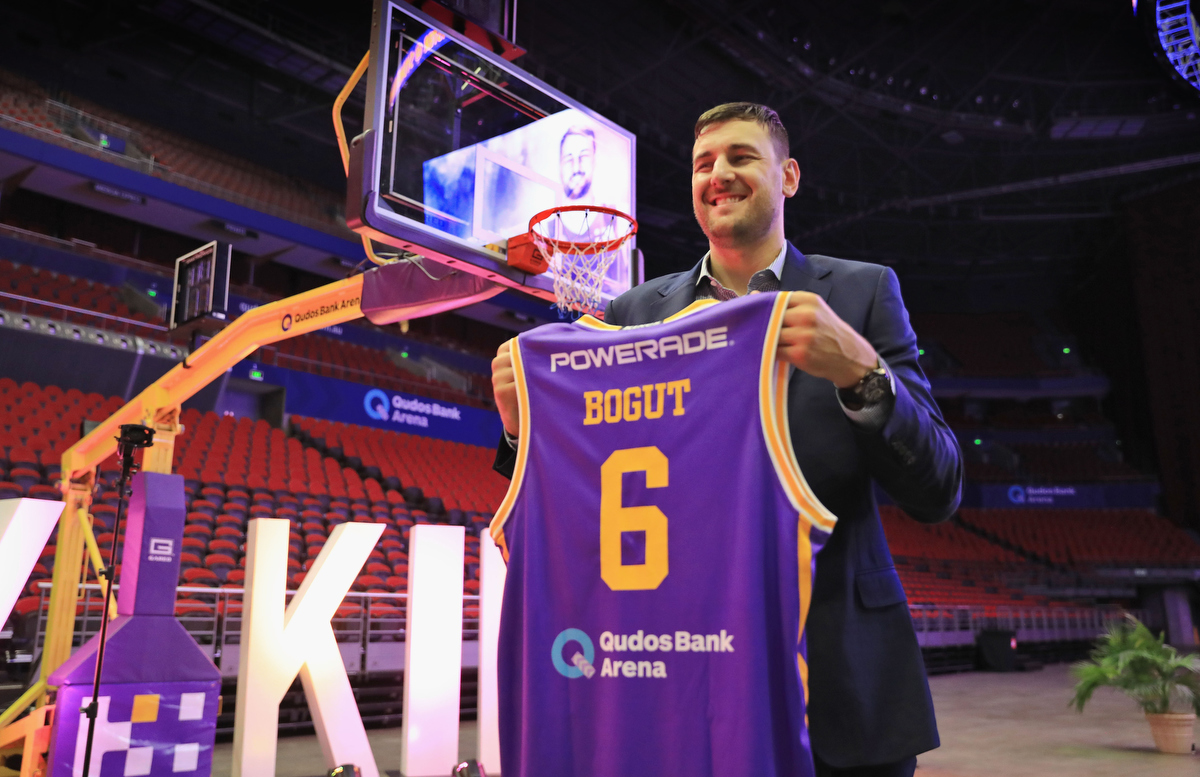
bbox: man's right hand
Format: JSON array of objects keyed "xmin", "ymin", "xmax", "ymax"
[{"xmin": 491, "ymin": 339, "xmax": 520, "ymax": 437}]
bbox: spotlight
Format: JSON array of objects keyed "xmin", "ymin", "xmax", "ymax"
[{"xmin": 1136, "ymin": 0, "xmax": 1200, "ymax": 94}]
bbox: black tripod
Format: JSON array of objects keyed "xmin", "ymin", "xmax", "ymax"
[{"xmin": 79, "ymin": 424, "xmax": 155, "ymax": 777}]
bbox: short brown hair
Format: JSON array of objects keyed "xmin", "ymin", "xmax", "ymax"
[{"xmin": 694, "ymin": 102, "xmax": 789, "ymax": 161}]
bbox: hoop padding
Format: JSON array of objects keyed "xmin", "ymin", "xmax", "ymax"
[{"xmin": 529, "ymin": 206, "xmax": 637, "ymax": 316}]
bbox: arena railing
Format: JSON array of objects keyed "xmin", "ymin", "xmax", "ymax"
[
  {"xmin": 27, "ymin": 582, "xmax": 479, "ymax": 679},
  {"xmin": 0, "ymin": 289, "xmax": 169, "ymax": 334},
  {"xmin": 0, "ymin": 104, "xmax": 348, "ymax": 238},
  {"xmin": 21, "ymin": 584, "xmax": 1130, "ymax": 675},
  {"xmin": 907, "ymin": 604, "xmax": 1134, "ymax": 648}
]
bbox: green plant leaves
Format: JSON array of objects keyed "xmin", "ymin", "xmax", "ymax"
[{"xmin": 1070, "ymin": 615, "xmax": 1200, "ymax": 715}]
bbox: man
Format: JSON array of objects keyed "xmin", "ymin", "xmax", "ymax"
[
  {"xmin": 492, "ymin": 103, "xmax": 962, "ymax": 777},
  {"xmin": 559, "ymin": 125, "xmax": 597, "ymax": 201},
  {"xmin": 553, "ymin": 123, "xmax": 631, "ymax": 297}
]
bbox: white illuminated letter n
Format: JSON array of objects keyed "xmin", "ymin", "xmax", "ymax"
[{"xmin": 232, "ymin": 518, "xmax": 384, "ymax": 777}]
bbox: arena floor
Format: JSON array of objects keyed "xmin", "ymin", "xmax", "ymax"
[{"xmin": 210, "ymin": 663, "xmax": 1196, "ymax": 777}]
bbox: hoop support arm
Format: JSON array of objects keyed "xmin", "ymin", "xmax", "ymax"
[
  {"xmin": 59, "ymin": 274, "xmax": 365, "ymax": 486},
  {"xmin": 37, "ymin": 275, "xmax": 364, "ymax": 688}
]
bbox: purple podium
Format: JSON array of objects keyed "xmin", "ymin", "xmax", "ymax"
[{"xmin": 46, "ymin": 472, "xmax": 221, "ymax": 777}]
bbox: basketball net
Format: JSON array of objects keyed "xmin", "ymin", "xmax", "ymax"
[{"xmin": 529, "ymin": 205, "xmax": 637, "ymax": 317}]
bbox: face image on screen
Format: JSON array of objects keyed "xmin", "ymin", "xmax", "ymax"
[
  {"xmin": 423, "ymin": 109, "xmax": 633, "ymax": 299},
  {"xmin": 368, "ymin": 2, "xmax": 637, "ymax": 304}
]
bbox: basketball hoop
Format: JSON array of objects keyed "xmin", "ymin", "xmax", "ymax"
[{"xmin": 528, "ymin": 205, "xmax": 637, "ymax": 317}]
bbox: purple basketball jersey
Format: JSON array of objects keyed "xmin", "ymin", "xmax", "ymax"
[{"xmin": 491, "ymin": 292, "xmax": 838, "ymax": 777}]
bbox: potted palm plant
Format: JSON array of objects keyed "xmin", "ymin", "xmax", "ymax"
[{"xmin": 1071, "ymin": 615, "xmax": 1200, "ymax": 755}]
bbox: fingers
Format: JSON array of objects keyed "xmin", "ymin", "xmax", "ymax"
[
  {"xmin": 785, "ymin": 290, "xmax": 820, "ymax": 307},
  {"xmin": 492, "ymin": 339, "xmax": 520, "ymax": 435}
]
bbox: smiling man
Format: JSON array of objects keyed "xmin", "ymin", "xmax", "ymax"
[{"xmin": 492, "ymin": 102, "xmax": 963, "ymax": 777}]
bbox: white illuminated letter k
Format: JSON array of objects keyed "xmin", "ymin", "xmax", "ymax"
[{"xmin": 232, "ymin": 518, "xmax": 384, "ymax": 777}]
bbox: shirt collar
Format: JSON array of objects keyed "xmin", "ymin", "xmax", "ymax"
[{"xmin": 696, "ymin": 243, "xmax": 789, "ymax": 291}]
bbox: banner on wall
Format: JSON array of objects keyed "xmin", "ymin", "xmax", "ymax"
[
  {"xmin": 877, "ymin": 481, "xmax": 1160, "ymax": 510},
  {"xmin": 974, "ymin": 482, "xmax": 1160, "ymax": 509},
  {"xmin": 230, "ymin": 361, "xmax": 503, "ymax": 447}
]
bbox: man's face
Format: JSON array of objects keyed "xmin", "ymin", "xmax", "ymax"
[
  {"xmin": 560, "ymin": 133, "xmax": 595, "ymax": 200},
  {"xmin": 691, "ymin": 120, "xmax": 791, "ymax": 248}
]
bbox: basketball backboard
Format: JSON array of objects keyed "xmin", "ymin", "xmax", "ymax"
[{"xmin": 346, "ymin": 0, "xmax": 640, "ymax": 307}]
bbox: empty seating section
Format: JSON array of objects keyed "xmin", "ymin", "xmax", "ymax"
[
  {"xmin": 962, "ymin": 459, "xmax": 1018, "ymax": 482},
  {"xmin": 0, "ymin": 258, "xmax": 165, "ymax": 335},
  {"xmin": 75, "ymin": 98, "xmax": 341, "ymax": 228},
  {"xmin": 271, "ymin": 334, "xmax": 490, "ymax": 409},
  {"xmin": 0, "ymin": 72, "xmax": 342, "ymax": 230},
  {"xmin": 2, "ymin": 377, "xmax": 1189, "ymax": 635},
  {"xmin": 0, "ymin": 378, "xmax": 125, "ymax": 496},
  {"xmin": 1010, "ymin": 443, "xmax": 1143, "ymax": 482},
  {"xmin": 172, "ymin": 408, "xmax": 495, "ymax": 590},
  {"xmin": 959, "ymin": 508, "xmax": 1200, "ymax": 570},
  {"xmin": 879, "ymin": 506, "xmax": 1061, "ymax": 612},
  {"xmin": 7, "ymin": 390, "xmax": 500, "ymax": 625},
  {"xmin": 880, "ymin": 506, "xmax": 1022, "ymax": 563},
  {"xmin": 910, "ymin": 312, "xmax": 1051, "ymax": 377},
  {"xmin": 0, "ymin": 83, "xmax": 61, "ymax": 134},
  {"xmin": 292, "ymin": 416, "xmax": 510, "ymax": 517},
  {"xmin": 960, "ymin": 444, "xmax": 1142, "ymax": 483}
]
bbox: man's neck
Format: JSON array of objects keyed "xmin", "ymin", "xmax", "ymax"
[{"xmin": 708, "ymin": 238, "xmax": 785, "ymax": 296}]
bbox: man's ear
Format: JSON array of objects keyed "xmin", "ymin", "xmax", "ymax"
[{"xmin": 782, "ymin": 158, "xmax": 801, "ymax": 198}]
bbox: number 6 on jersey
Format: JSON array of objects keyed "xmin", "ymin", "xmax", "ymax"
[{"xmin": 599, "ymin": 446, "xmax": 669, "ymax": 590}]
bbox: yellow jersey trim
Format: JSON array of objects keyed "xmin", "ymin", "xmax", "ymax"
[
  {"xmin": 756, "ymin": 296, "xmax": 838, "ymax": 532},
  {"xmin": 488, "ymin": 338, "xmax": 532, "ymax": 561},
  {"xmin": 754, "ymin": 294, "xmax": 830, "ymax": 710}
]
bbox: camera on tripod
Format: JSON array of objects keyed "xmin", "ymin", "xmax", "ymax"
[{"xmin": 117, "ymin": 423, "xmax": 155, "ymax": 453}]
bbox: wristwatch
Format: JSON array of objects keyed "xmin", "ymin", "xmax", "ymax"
[{"xmin": 836, "ymin": 365, "xmax": 892, "ymax": 411}]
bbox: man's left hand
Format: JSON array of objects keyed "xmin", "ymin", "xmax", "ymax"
[{"xmin": 777, "ymin": 291, "xmax": 879, "ymax": 388}]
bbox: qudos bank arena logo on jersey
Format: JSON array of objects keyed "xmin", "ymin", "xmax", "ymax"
[
  {"xmin": 553, "ymin": 627, "xmax": 733, "ymax": 679},
  {"xmin": 551, "ymin": 629, "xmax": 596, "ymax": 679}
]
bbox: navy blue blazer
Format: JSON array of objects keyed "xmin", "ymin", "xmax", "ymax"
[{"xmin": 494, "ymin": 243, "xmax": 963, "ymax": 767}]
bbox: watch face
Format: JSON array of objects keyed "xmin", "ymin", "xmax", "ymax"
[{"xmin": 860, "ymin": 371, "xmax": 891, "ymax": 404}]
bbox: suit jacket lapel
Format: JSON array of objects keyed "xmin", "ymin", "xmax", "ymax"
[
  {"xmin": 650, "ymin": 260, "xmax": 703, "ymax": 320},
  {"xmin": 780, "ymin": 243, "xmax": 833, "ymax": 300}
]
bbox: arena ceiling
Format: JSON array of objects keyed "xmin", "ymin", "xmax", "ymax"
[{"xmin": 1, "ymin": 0, "xmax": 1198, "ymax": 282}]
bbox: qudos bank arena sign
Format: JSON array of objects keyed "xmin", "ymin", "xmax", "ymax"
[{"xmin": 363, "ymin": 388, "xmax": 463, "ymax": 430}]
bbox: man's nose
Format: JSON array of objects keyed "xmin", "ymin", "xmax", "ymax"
[{"xmin": 710, "ymin": 155, "xmax": 736, "ymax": 184}]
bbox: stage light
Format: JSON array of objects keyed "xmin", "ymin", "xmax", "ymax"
[
  {"xmin": 974, "ymin": 439, "xmax": 983, "ymax": 446},
  {"xmin": 1063, "ymin": 348, "xmax": 1071, "ymax": 354},
  {"xmin": 1136, "ymin": 2, "xmax": 1199, "ymax": 94}
]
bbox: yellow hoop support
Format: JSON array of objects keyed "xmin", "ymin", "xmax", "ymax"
[
  {"xmin": 39, "ymin": 275, "xmax": 366, "ymax": 693},
  {"xmin": 0, "ymin": 680, "xmax": 45, "ymax": 733},
  {"xmin": 334, "ymin": 52, "xmax": 393, "ymax": 268}
]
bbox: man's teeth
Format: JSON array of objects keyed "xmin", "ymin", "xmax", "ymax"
[{"xmin": 713, "ymin": 195, "xmax": 744, "ymax": 205}]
